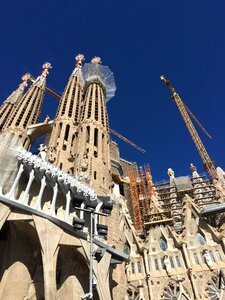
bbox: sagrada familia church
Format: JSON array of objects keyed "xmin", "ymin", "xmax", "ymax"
[{"xmin": 0, "ymin": 54, "xmax": 225, "ymax": 300}]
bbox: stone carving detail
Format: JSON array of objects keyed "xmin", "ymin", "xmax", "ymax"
[{"xmin": 78, "ymin": 154, "xmax": 89, "ymax": 183}]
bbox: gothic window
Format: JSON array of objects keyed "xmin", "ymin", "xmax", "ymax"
[
  {"xmin": 176, "ymin": 256, "xmax": 181, "ymax": 267},
  {"xmin": 159, "ymin": 237, "xmax": 168, "ymax": 251},
  {"xmin": 169, "ymin": 256, "xmax": 174, "ymax": 268},
  {"xmin": 216, "ymin": 250, "xmax": 222, "ymax": 261},
  {"xmin": 209, "ymin": 251, "xmax": 215, "ymax": 262},
  {"xmin": 197, "ymin": 233, "xmax": 206, "ymax": 246},
  {"xmin": 200, "ymin": 252, "xmax": 206, "ymax": 264},
  {"xmin": 64, "ymin": 124, "xmax": 70, "ymax": 142},
  {"xmin": 161, "ymin": 257, "xmax": 166, "ymax": 270},
  {"xmin": 137, "ymin": 261, "xmax": 141, "ymax": 273},
  {"xmin": 131, "ymin": 262, "xmax": 135, "ymax": 274},
  {"xmin": 194, "ymin": 253, "xmax": 200, "ymax": 264},
  {"xmin": 94, "ymin": 128, "xmax": 98, "ymax": 147},
  {"xmin": 86, "ymin": 126, "xmax": 90, "ymax": 143},
  {"xmin": 154, "ymin": 258, "xmax": 159, "ymax": 271}
]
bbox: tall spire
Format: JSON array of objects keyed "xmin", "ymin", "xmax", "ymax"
[
  {"xmin": 0, "ymin": 74, "xmax": 30, "ymax": 131},
  {"xmin": 55, "ymin": 54, "xmax": 84, "ymax": 120},
  {"xmin": 46, "ymin": 54, "xmax": 85, "ymax": 173},
  {"xmin": 75, "ymin": 56, "xmax": 115, "ymax": 195},
  {"xmin": 2, "ymin": 62, "xmax": 51, "ymax": 149}
]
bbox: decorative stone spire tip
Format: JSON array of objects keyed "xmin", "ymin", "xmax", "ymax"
[
  {"xmin": 19, "ymin": 73, "xmax": 31, "ymax": 91},
  {"xmin": 75, "ymin": 54, "xmax": 85, "ymax": 69},
  {"xmin": 41, "ymin": 62, "xmax": 52, "ymax": 78}
]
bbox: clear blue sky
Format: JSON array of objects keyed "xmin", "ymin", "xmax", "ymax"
[{"xmin": 1, "ymin": 1, "xmax": 225, "ymax": 181}]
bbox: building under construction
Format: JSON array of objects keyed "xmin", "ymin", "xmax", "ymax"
[{"xmin": 0, "ymin": 55, "xmax": 225, "ymax": 300}]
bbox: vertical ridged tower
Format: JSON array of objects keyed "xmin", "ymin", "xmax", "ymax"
[
  {"xmin": 0, "ymin": 63, "xmax": 51, "ymax": 192},
  {"xmin": 76, "ymin": 57, "xmax": 116, "ymax": 195},
  {"xmin": 0, "ymin": 74, "xmax": 30, "ymax": 131},
  {"xmin": 46, "ymin": 54, "xmax": 85, "ymax": 174},
  {"xmin": 2, "ymin": 63, "xmax": 51, "ymax": 150}
]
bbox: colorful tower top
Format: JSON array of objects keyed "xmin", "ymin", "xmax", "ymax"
[
  {"xmin": 32, "ymin": 62, "xmax": 52, "ymax": 88},
  {"xmin": 82, "ymin": 56, "xmax": 116, "ymax": 102}
]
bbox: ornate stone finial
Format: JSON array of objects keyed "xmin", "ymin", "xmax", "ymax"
[
  {"xmin": 167, "ymin": 168, "xmax": 174, "ymax": 177},
  {"xmin": 190, "ymin": 163, "xmax": 197, "ymax": 173},
  {"xmin": 41, "ymin": 62, "xmax": 52, "ymax": 78},
  {"xmin": 75, "ymin": 54, "xmax": 85, "ymax": 69},
  {"xmin": 19, "ymin": 73, "xmax": 31, "ymax": 91},
  {"xmin": 91, "ymin": 56, "xmax": 102, "ymax": 64},
  {"xmin": 44, "ymin": 115, "xmax": 50, "ymax": 124}
]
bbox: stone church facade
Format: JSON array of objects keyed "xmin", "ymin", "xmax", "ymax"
[{"xmin": 0, "ymin": 54, "xmax": 225, "ymax": 300}]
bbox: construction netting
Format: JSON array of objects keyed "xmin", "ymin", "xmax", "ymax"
[{"xmin": 82, "ymin": 62, "xmax": 116, "ymax": 102}]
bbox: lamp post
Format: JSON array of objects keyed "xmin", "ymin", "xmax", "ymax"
[{"xmin": 74, "ymin": 206, "xmax": 108, "ymax": 300}]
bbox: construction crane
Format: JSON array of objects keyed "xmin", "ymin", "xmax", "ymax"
[
  {"xmin": 109, "ymin": 128, "xmax": 146, "ymax": 154},
  {"xmin": 160, "ymin": 75, "xmax": 217, "ymax": 179},
  {"xmin": 29, "ymin": 76, "xmax": 146, "ymax": 154}
]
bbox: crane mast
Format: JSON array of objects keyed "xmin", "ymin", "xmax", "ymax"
[{"xmin": 160, "ymin": 75, "xmax": 217, "ymax": 179}]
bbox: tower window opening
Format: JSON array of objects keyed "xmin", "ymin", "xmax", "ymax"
[
  {"xmin": 58, "ymin": 123, "xmax": 62, "ymax": 138},
  {"xmin": 94, "ymin": 171, "xmax": 97, "ymax": 180},
  {"xmin": 209, "ymin": 251, "xmax": 215, "ymax": 262},
  {"xmin": 194, "ymin": 253, "xmax": 200, "ymax": 264},
  {"xmin": 59, "ymin": 163, "xmax": 62, "ymax": 170},
  {"xmin": 71, "ymin": 134, "xmax": 75, "ymax": 148},
  {"xmin": 169, "ymin": 256, "xmax": 174, "ymax": 268},
  {"xmin": 200, "ymin": 252, "xmax": 206, "ymax": 264},
  {"xmin": 137, "ymin": 262, "xmax": 141, "ymax": 273},
  {"xmin": 131, "ymin": 262, "xmax": 135, "ymax": 274},
  {"xmin": 94, "ymin": 128, "xmax": 98, "ymax": 147},
  {"xmin": 154, "ymin": 259, "xmax": 159, "ymax": 271},
  {"xmin": 161, "ymin": 258, "xmax": 166, "ymax": 269},
  {"xmin": 102, "ymin": 134, "xmax": 105, "ymax": 159},
  {"xmin": 86, "ymin": 126, "xmax": 90, "ymax": 143},
  {"xmin": 64, "ymin": 124, "xmax": 70, "ymax": 142},
  {"xmin": 176, "ymin": 256, "xmax": 181, "ymax": 267},
  {"xmin": 216, "ymin": 250, "xmax": 222, "ymax": 261}
]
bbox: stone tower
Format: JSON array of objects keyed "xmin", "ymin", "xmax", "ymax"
[
  {"xmin": 76, "ymin": 56, "xmax": 115, "ymax": 195},
  {"xmin": 46, "ymin": 54, "xmax": 84, "ymax": 174},
  {"xmin": 0, "ymin": 73, "xmax": 30, "ymax": 131},
  {"xmin": 2, "ymin": 63, "xmax": 51, "ymax": 150},
  {"xmin": 0, "ymin": 64, "xmax": 51, "ymax": 192}
]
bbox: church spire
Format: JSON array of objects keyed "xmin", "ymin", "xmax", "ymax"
[
  {"xmin": 46, "ymin": 54, "xmax": 85, "ymax": 173},
  {"xmin": 0, "ymin": 73, "xmax": 30, "ymax": 131},
  {"xmin": 55, "ymin": 54, "xmax": 84, "ymax": 121},
  {"xmin": 2, "ymin": 62, "xmax": 51, "ymax": 149},
  {"xmin": 75, "ymin": 56, "xmax": 116, "ymax": 195}
]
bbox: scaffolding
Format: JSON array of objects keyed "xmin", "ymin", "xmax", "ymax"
[
  {"xmin": 128, "ymin": 165, "xmax": 152, "ymax": 231},
  {"xmin": 154, "ymin": 173, "xmax": 217, "ymax": 233}
]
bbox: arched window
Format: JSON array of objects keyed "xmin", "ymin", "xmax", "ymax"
[
  {"xmin": 159, "ymin": 237, "xmax": 168, "ymax": 251},
  {"xmin": 197, "ymin": 233, "xmax": 206, "ymax": 246}
]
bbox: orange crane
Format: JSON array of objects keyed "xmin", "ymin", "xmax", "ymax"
[
  {"xmin": 29, "ymin": 75, "xmax": 146, "ymax": 154},
  {"xmin": 160, "ymin": 75, "xmax": 217, "ymax": 179}
]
